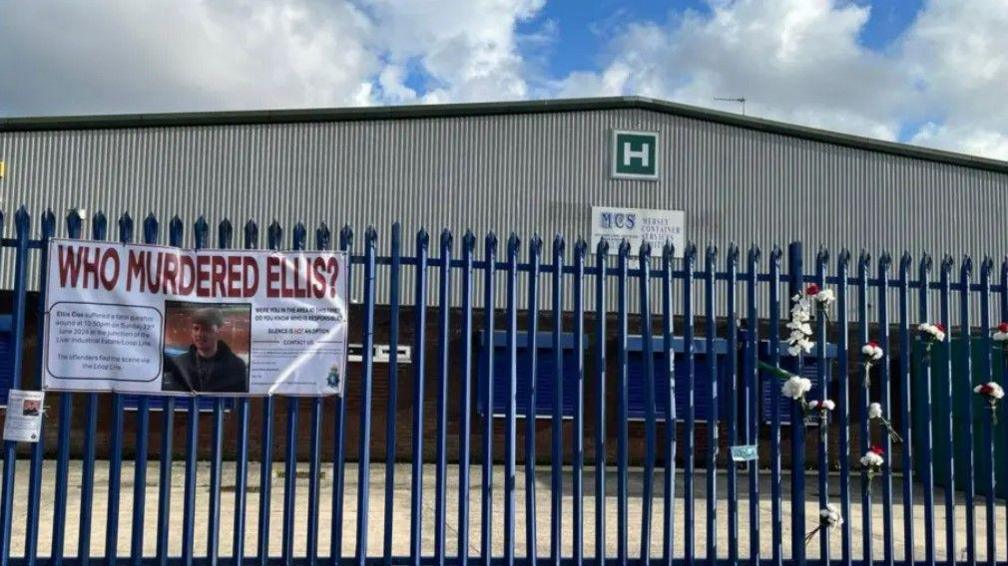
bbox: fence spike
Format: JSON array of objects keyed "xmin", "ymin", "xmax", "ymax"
[
  {"xmin": 769, "ymin": 245, "xmax": 782, "ymax": 266},
  {"xmin": 879, "ymin": 252, "xmax": 892, "ymax": 274},
  {"xmin": 440, "ymin": 228, "xmax": 453, "ymax": 251},
  {"xmin": 293, "ymin": 222, "xmax": 307, "ymax": 249},
  {"xmin": 960, "ymin": 255, "xmax": 974, "ymax": 278},
  {"xmin": 118, "ymin": 212, "xmax": 134, "ymax": 243},
  {"xmin": 816, "ymin": 245, "xmax": 829, "ymax": 266},
  {"xmin": 143, "ymin": 214, "xmax": 159, "ymax": 244},
  {"xmin": 417, "ymin": 228, "xmax": 431, "ymax": 251},
  {"xmin": 940, "ymin": 254, "xmax": 954, "ymax": 275},
  {"xmin": 838, "ymin": 248, "xmax": 851, "ymax": 269},
  {"xmin": 218, "ymin": 219, "xmax": 233, "ymax": 248},
  {"xmin": 339, "ymin": 224, "xmax": 354, "ymax": 251},
  {"xmin": 243, "ymin": 219, "xmax": 258, "ymax": 249},
  {"xmin": 64, "ymin": 210, "xmax": 80, "ymax": 237},
  {"xmin": 638, "ymin": 241, "xmax": 652, "ymax": 261},
  {"xmin": 899, "ymin": 251, "xmax": 912, "ymax": 275},
  {"xmin": 553, "ymin": 233, "xmax": 565, "ymax": 257},
  {"xmin": 574, "ymin": 237, "xmax": 587, "ymax": 259},
  {"xmin": 316, "ymin": 223, "xmax": 331, "ymax": 250},
  {"xmin": 168, "ymin": 215, "xmax": 182, "ymax": 246},
  {"xmin": 726, "ymin": 243, "xmax": 739, "ymax": 266},
  {"xmin": 15, "ymin": 206, "xmax": 29, "ymax": 236},
  {"xmin": 980, "ymin": 256, "xmax": 994, "ymax": 280},
  {"xmin": 40, "ymin": 209, "xmax": 56, "ymax": 237},
  {"xmin": 268, "ymin": 220, "xmax": 283, "ymax": 249},
  {"xmin": 595, "ymin": 237, "xmax": 609, "ymax": 257},
  {"xmin": 617, "ymin": 238, "xmax": 631, "ymax": 258},
  {"xmin": 462, "ymin": 230, "xmax": 476, "ymax": 252},
  {"xmin": 507, "ymin": 233, "xmax": 520, "ymax": 257},
  {"xmin": 193, "ymin": 216, "xmax": 209, "ymax": 248},
  {"xmin": 92, "ymin": 211, "xmax": 107, "ymax": 240}
]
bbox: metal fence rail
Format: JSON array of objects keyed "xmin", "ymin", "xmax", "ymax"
[{"xmin": 0, "ymin": 207, "xmax": 1005, "ymax": 566}]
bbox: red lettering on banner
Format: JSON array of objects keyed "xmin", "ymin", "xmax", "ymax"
[
  {"xmin": 162, "ymin": 253, "xmax": 178, "ymax": 294},
  {"xmin": 244, "ymin": 257, "xmax": 259, "ymax": 296},
  {"xmin": 178, "ymin": 255, "xmax": 196, "ymax": 295},
  {"xmin": 211, "ymin": 256, "xmax": 227, "ymax": 297},
  {"xmin": 98, "ymin": 248, "xmax": 119, "ymax": 291},
  {"xmin": 266, "ymin": 256, "xmax": 281, "ymax": 297},
  {"xmin": 196, "ymin": 255, "xmax": 211, "ymax": 297},
  {"xmin": 126, "ymin": 250, "xmax": 146, "ymax": 292},
  {"xmin": 327, "ymin": 257, "xmax": 340, "ymax": 298},
  {"xmin": 227, "ymin": 256, "xmax": 242, "ymax": 297}
]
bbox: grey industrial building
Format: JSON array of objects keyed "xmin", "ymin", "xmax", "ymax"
[{"xmin": 1, "ymin": 96, "xmax": 1007, "ymax": 263}]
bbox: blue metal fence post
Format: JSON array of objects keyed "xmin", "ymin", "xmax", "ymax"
[
  {"xmin": 768, "ymin": 246, "xmax": 783, "ymax": 566},
  {"xmin": 234, "ymin": 219, "xmax": 258, "ymax": 565},
  {"xmin": 639, "ymin": 242, "xmax": 656, "ymax": 566},
  {"xmin": 897, "ymin": 253, "xmax": 914, "ymax": 566},
  {"xmin": 814, "ymin": 247, "xmax": 830, "ymax": 564},
  {"xmin": 434, "ymin": 229, "xmax": 452, "ymax": 566},
  {"xmin": 857, "ymin": 251, "xmax": 873, "ymax": 566},
  {"xmin": 703, "ymin": 245, "xmax": 719, "ymax": 566},
  {"xmin": 459, "ymin": 230, "xmax": 476, "ymax": 566},
  {"xmin": 332, "ymin": 225, "xmax": 354, "ymax": 564},
  {"xmin": 725, "ymin": 245, "xmax": 739, "ymax": 566},
  {"xmin": 25, "ymin": 210, "xmax": 54, "ymax": 566},
  {"xmin": 550, "ymin": 234, "xmax": 565, "ymax": 566},
  {"xmin": 281, "ymin": 222, "xmax": 304, "ymax": 566},
  {"xmin": 410, "ymin": 229, "xmax": 431, "ymax": 566},
  {"xmin": 978, "ymin": 258, "xmax": 995, "ymax": 566},
  {"xmin": 958, "ymin": 258, "xmax": 976, "ymax": 566},
  {"xmin": 356, "ymin": 227, "xmax": 378, "ymax": 566},
  {"xmin": 616, "ymin": 240, "xmax": 630, "ymax": 566},
  {"xmin": 938, "ymin": 256, "xmax": 955, "ymax": 566},
  {"xmin": 205, "ymin": 219, "xmax": 232, "ymax": 566},
  {"xmin": 1001, "ymin": 259, "xmax": 1008, "ymax": 558},
  {"xmin": 156, "ymin": 215, "xmax": 183, "ymax": 566},
  {"xmin": 877, "ymin": 252, "xmax": 895, "ymax": 566},
  {"xmin": 662, "ymin": 242, "xmax": 678, "ymax": 566},
  {"xmin": 259, "ymin": 221, "xmax": 280, "ymax": 566},
  {"xmin": 307, "ymin": 222, "xmax": 331, "ymax": 566},
  {"xmin": 79, "ymin": 210, "xmax": 107, "ymax": 566},
  {"xmin": 481, "ymin": 233, "xmax": 498, "ymax": 566},
  {"xmin": 572, "ymin": 239, "xmax": 587, "ymax": 566},
  {"xmin": 130, "ymin": 214, "xmax": 158, "ymax": 566},
  {"xmin": 917, "ymin": 254, "xmax": 937, "ymax": 566},
  {"xmin": 683, "ymin": 244, "xmax": 697, "ymax": 566},
  {"xmin": 837, "ymin": 250, "xmax": 853, "ymax": 566},
  {"xmin": 385, "ymin": 222, "xmax": 403, "ymax": 566},
  {"xmin": 181, "ymin": 216, "xmax": 209, "ymax": 566},
  {"xmin": 504, "ymin": 233, "xmax": 520, "ymax": 566},
  {"xmin": 103, "ymin": 213, "xmax": 133, "ymax": 566},
  {"xmin": 52, "ymin": 210, "xmax": 82, "ymax": 566},
  {"xmin": 0, "ymin": 207, "xmax": 29, "ymax": 566},
  {"xmin": 745, "ymin": 245, "xmax": 761, "ymax": 566},
  {"xmin": 525, "ymin": 235, "xmax": 542, "ymax": 566},
  {"xmin": 786, "ymin": 242, "xmax": 805, "ymax": 566},
  {"xmin": 593, "ymin": 239, "xmax": 608, "ymax": 565}
]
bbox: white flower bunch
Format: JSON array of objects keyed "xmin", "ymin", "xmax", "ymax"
[
  {"xmin": 868, "ymin": 402, "xmax": 903, "ymax": 443},
  {"xmin": 808, "ymin": 399, "xmax": 835, "ymax": 411},
  {"xmin": 994, "ymin": 323, "xmax": 1008, "ymax": 342},
  {"xmin": 786, "ymin": 297, "xmax": 814, "ymax": 357},
  {"xmin": 806, "ymin": 504, "xmax": 844, "ymax": 545},
  {"xmin": 813, "ymin": 288, "xmax": 836, "ymax": 307},
  {"xmin": 782, "ymin": 375, "xmax": 813, "ymax": 400},
  {"xmin": 918, "ymin": 322, "xmax": 947, "ymax": 343},
  {"xmin": 975, "ymin": 381, "xmax": 1005, "ymax": 425},
  {"xmin": 975, "ymin": 382, "xmax": 1006, "ymax": 400},
  {"xmin": 861, "ymin": 341, "xmax": 884, "ymax": 361},
  {"xmin": 819, "ymin": 505, "xmax": 844, "ymax": 529},
  {"xmin": 860, "ymin": 448, "xmax": 885, "ymax": 469}
]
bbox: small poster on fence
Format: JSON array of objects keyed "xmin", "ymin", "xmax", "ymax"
[
  {"xmin": 41, "ymin": 239, "xmax": 348, "ymax": 396},
  {"xmin": 4, "ymin": 389, "xmax": 45, "ymax": 442}
]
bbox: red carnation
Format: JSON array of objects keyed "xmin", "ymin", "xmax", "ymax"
[
  {"xmin": 979, "ymin": 384, "xmax": 995, "ymax": 395},
  {"xmin": 935, "ymin": 323, "xmax": 946, "ymax": 332},
  {"xmin": 869, "ymin": 445, "xmax": 885, "ymax": 456},
  {"xmin": 998, "ymin": 322, "xmax": 1008, "ymax": 333},
  {"xmin": 805, "ymin": 283, "xmax": 820, "ymax": 296},
  {"xmin": 868, "ymin": 340, "xmax": 880, "ymax": 348}
]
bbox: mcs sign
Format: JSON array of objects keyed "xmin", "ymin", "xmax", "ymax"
[{"xmin": 611, "ymin": 130, "xmax": 658, "ymax": 180}]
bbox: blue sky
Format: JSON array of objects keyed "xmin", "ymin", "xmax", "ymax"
[{"xmin": 1, "ymin": 0, "xmax": 1006, "ymax": 159}]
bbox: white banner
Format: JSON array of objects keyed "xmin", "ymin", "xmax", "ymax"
[
  {"xmin": 43, "ymin": 239, "xmax": 348, "ymax": 396},
  {"xmin": 590, "ymin": 206, "xmax": 685, "ymax": 257}
]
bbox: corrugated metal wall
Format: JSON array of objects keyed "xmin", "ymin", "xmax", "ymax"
[{"xmin": 1, "ymin": 107, "xmax": 1007, "ymax": 310}]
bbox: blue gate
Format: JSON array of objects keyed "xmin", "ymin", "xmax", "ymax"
[{"xmin": 0, "ymin": 207, "xmax": 1004, "ymax": 566}]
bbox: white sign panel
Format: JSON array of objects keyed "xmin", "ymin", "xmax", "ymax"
[
  {"xmin": 43, "ymin": 239, "xmax": 348, "ymax": 397},
  {"xmin": 591, "ymin": 206, "xmax": 685, "ymax": 257},
  {"xmin": 4, "ymin": 389, "xmax": 44, "ymax": 442}
]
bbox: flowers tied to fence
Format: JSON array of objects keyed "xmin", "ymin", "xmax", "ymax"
[
  {"xmin": 808, "ymin": 398, "xmax": 835, "ymax": 425},
  {"xmin": 805, "ymin": 504, "xmax": 844, "ymax": 546},
  {"xmin": 993, "ymin": 322, "xmax": 1008, "ymax": 342},
  {"xmin": 974, "ymin": 382, "xmax": 1005, "ymax": 425},
  {"xmin": 861, "ymin": 341, "xmax": 884, "ymax": 388},
  {"xmin": 919, "ymin": 322, "xmax": 947, "ymax": 362},
  {"xmin": 786, "ymin": 284, "xmax": 836, "ymax": 356},
  {"xmin": 860, "ymin": 445, "xmax": 885, "ymax": 496},
  {"xmin": 868, "ymin": 402, "xmax": 903, "ymax": 443}
]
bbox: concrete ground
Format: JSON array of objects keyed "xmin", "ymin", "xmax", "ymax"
[{"xmin": 5, "ymin": 460, "xmax": 1006, "ymax": 562}]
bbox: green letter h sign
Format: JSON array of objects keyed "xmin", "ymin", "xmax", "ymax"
[{"xmin": 612, "ymin": 130, "xmax": 658, "ymax": 180}]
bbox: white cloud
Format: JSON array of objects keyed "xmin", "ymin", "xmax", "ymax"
[{"xmin": 554, "ymin": 0, "xmax": 907, "ymax": 142}]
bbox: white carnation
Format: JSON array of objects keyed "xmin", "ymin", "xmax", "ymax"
[
  {"xmin": 976, "ymin": 382, "xmax": 1005, "ymax": 400},
  {"xmin": 994, "ymin": 331, "xmax": 1008, "ymax": 342},
  {"xmin": 819, "ymin": 505, "xmax": 843, "ymax": 528},
  {"xmin": 782, "ymin": 376, "xmax": 813, "ymax": 400},
  {"xmin": 860, "ymin": 451, "xmax": 885, "ymax": 468},
  {"xmin": 814, "ymin": 289, "xmax": 836, "ymax": 305},
  {"xmin": 868, "ymin": 402, "xmax": 883, "ymax": 419},
  {"xmin": 809, "ymin": 399, "xmax": 835, "ymax": 411}
]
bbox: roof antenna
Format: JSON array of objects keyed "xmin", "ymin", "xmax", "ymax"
[{"xmin": 714, "ymin": 96, "xmax": 746, "ymax": 116}]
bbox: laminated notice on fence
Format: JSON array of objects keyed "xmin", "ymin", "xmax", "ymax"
[
  {"xmin": 42, "ymin": 239, "xmax": 348, "ymax": 397},
  {"xmin": 4, "ymin": 389, "xmax": 44, "ymax": 442}
]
